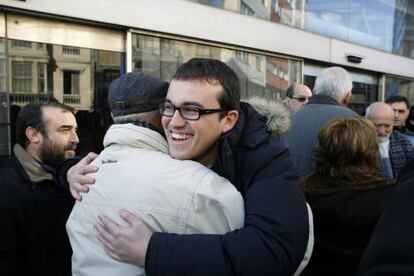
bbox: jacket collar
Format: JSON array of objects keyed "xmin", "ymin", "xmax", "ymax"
[
  {"xmin": 301, "ymin": 173, "xmax": 395, "ymax": 195},
  {"xmin": 221, "ymin": 102, "xmax": 268, "ymax": 150},
  {"xmin": 103, "ymin": 123, "xmax": 169, "ymax": 154},
  {"xmin": 13, "ymin": 144, "xmax": 53, "ymax": 183},
  {"xmin": 307, "ymin": 94, "xmax": 341, "ymax": 106},
  {"xmin": 212, "ymin": 102, "xmax": 268, "ymax": 187}
]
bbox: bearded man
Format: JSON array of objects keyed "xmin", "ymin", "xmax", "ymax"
[
  {"xmin": 365, "ymin": 102, "xmax": 414, "ymax": 179},
  {"xmin": 0, "ymin": 102, "xmax": 79, "ymax": 276}
]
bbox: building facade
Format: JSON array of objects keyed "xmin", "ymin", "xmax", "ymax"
[{"xmin": 0, "ymin": 0, "xmax": 413, "ymax": 156}]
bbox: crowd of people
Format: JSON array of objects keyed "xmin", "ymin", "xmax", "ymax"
[{"xmin": 1, "ymin": 58, "xmax": 413, "ymax": 276}]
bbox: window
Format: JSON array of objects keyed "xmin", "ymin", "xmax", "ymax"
[
  {"xmin": 256, "ymin": 56, "xmax": 263, "ymax": 72},
  {"xmin": 12, "ymin": 40, "xmax": 32, "ymax": 48},
  {"xmin": 62, "ymin": 46, "xmax": 80, "ymax": 56},
  {"xmin": 12, "ymin": 61, "xmax": 32, "ymax": 93},
  {"xmin": 0, "ymin": 59, "xmax": 5, "ymax": 92},
  {"xmin": 37, "ymin": 43, "xmax": 47, "ymax": 50},
  {"xmin": 236, "ymin": 51, "xmax": 249, "ymax": 64},
  {"xmin": 280, "ymin": 68, "xmax": 288, "ymax": 80},
  {"xmin": 241, "ymin": 2, "xmax": 255, "ymax": 16},
  {"xmin": 272, "ymin": 0, "xmax": 281, "ymax": 16},
  {"xmin": 196, "ymin": 45, "xmax": 212, "ymax": 57},
  {"xmin": 38, "ymin": 63, "xmax": 47, "ymax": 93},
  {"xmin": 267, "ymin": 62, "xmax": 278, "ymax": 75},
  {"xmin": 63, "ymin": 71, "xmax": 80, "ymax": 95}
]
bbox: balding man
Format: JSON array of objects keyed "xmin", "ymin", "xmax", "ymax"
[
  {"xmin": 285, "ymin": 84, "xmax": 312, "ymax": 113},
  {"xmin": 286, "ymin": 67, "xmax": 358, "ymax": 177},
  {"xmin": 365, "ymin": 102, "xmax": 414, "ymax": 178}
]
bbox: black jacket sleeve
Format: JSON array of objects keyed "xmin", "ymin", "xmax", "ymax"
[
  {"xmin": 54, "ymin": 156, "xmax": 82, "ymax": 190},
  {"xmin": 357, "ymin": 160, "xmax": 414, "ymax": 275},
  {"xmin": 145, "ymin": 146, "xmax": 309, "ymax": 275}
]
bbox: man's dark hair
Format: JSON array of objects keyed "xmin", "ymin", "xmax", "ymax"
[
  {"xmin": 16, "ymin": 102, "xmax": 75, "ymax": 149},
  {"xmin": 172, "ymin": 58, "xmax": 240, "ymax": 111},
  {"xmin": 386, "ymin": 95, "xmax": 410, "ymax": 109}
]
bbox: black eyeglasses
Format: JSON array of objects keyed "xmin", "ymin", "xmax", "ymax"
[
  {"xmin": 290, "ymin": 96, "xmax": 311, "ymax": 103},
  {"xmin": 159, "ymin": 102, "xmax": 227, "ymax": 121}
]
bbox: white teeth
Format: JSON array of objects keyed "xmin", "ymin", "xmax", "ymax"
[{"xmin": 171, "ymin": 132, "xmax": 192, "ymax": 140}]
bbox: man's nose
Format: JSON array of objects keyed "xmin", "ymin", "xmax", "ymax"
[
  {"xmin": 394, "ymin": 110, "xmax": 399, "ymax": 117},
  {"xmin": 71, "ymin": 131, "xmax": 79, "ymax": 144},
  {"xmin": 168, "ymin": 109, "xmax": 187, "ymax": 127}
]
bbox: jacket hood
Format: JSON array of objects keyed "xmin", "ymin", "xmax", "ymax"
[
  {"xmin": 244, "ymin": 97, "xmax": 290, "ymax": 137},
  {"xmin": 103, "ymin": 123, "xmax": 169, "ymax": 154}
]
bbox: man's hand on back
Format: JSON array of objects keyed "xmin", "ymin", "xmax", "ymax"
[
  {"xmin": 68, "ymin": 152, "xmax": 99, "ymax": 200},
  {"xmin": 95, "ymin": 209, "xmax": 153, "ymax": 267}
]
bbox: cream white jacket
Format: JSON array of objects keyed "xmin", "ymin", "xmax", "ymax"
[{"xmin": 66, "ymin": 124, "xmax": 244, "ymax": 276}]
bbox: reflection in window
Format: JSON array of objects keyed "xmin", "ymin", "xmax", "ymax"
[
  {"xmin": 241, "ymin": 2, "xmax": 255, "ymax": 16},
  {"xmin": 188, "ymin": 0, "xmax": 414, "ymax": 59},
  {"xmin": 63, "ymin": 71, "xmax": 80, "ymax": 95},
  {"xmin": 37, "ymin": 63, "xmax": 47, "ymax": 93},
  {"xmin": 3, "ymin": 38, "xmax": 122, "ymax": 157},
  {"xmin": 385, "ymin": 76, "xmax": 414, "ymax": 105},
  {"xmin": 0, "ymin": 59, "xmax": 5, "ymax": 92},
  {"xmin": 256, "ymin": 56, "xmax": 263, "ymax": 72},
  {"xmin": 12, "ymin": 61, "xmax": 32, "ymax": 93},
  {"xmin": 63, "ymin": 46, "xmax": 81, "ymax": 56},
  {"xmin": 37, "ymin": 43, "xmax": 46, "ymax": 50},
  {"xmin": 236, "ymin": 51, "xmax": 249, "ymax": 64},
  {"xmin": 196, "ymin": 45, "xmax": 212, "ymax": 58},
  {"xmin": 132, "ymin": 33, "xmax": 302, "ymax": 102},
  {"xmin": 12, "ymin": 40, "xmax": 32, "ymax": 48}
]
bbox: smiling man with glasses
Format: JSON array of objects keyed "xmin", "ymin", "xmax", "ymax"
[
  {"xmin": 67, "ymin": 58, "xmax": 309, "ymax": 275},
  {"xmin": 285, "ymin": 84, "xmax": 313, "ymax": 113}
]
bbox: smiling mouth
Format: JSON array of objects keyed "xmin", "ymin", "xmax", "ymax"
[{"xmin": 171, "ymin": 132, "xmax": 192, "ymax": 141}]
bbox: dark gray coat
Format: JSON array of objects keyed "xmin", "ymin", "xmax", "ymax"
[{"xmin": 285, "ymin": 94, "xmax": 358, "ymax": 177}]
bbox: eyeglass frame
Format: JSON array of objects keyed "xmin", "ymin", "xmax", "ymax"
[
  {"xmin": 289, "ymin": 95, "xmax": 311, "ymax": 103},
  {"xmin": 159, "ymin": 102, "xmax": 228, "ymax": 121}
]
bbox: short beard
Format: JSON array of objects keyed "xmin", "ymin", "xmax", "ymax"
[
  {"xmin": 39, "ymin": 138, "xmax": 76, "ymax": 168},
  {"xmin": 377, "ymin": 133, "xmax": 391, "ymax": 144}
]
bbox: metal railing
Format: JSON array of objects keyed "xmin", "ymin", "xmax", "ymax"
[
  {"xmin": 9, "ymin": 93, "xmax": 81, "ymax": 105},
  {"xmin": 63, "ymin": 94, "xmax": 80, "ymax": 104},
  {"xmin": 9, "ymin": 93, "xmax": 52, "ymax": 104}
]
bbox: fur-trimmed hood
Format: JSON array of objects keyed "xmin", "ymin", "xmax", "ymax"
[{"xmin": 243, "ymin": 97, "xmax": 290, "ymax": 137}]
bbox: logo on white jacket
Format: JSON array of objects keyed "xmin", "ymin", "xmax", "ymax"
[{"xmin": 101, "ymin": 159, "xmax": 118, "ymax": 164}]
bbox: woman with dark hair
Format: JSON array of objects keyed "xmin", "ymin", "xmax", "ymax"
[{"xmin": 301, "ymin": 117, "xmax": 396, "ymax": 276}]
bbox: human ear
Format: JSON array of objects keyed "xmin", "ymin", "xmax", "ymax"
[
  {"xmin": 341, "ymin": 91, "xmax": 352, "ymax": 106},
  {"xmin": 220, "ymin": 110, "xmax": 239, "ymax": 134},
  {"xmin": 25, "ymin": 127, "xmax": 42, "ymax": 144}
]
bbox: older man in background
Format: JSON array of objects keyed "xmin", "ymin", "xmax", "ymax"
[
  {"xmin": 365, "ymin": 102, "xmax": 413, "ymax": 179},
  {"xmin": 285, "ymin": 84, "xmax": 313, "ymax": 114},
  {"xmin": 285, "ymin": 67, "xmax": 358, "ymax": 177}
]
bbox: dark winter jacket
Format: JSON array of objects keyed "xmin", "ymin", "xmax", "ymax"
[
  {"xmin": 389, "ymin": 130, "xmax": 414, "ymax": 177},
  {"xmin": 357, "ymin": 159, "xmax": 414, "ymax": 275},
  {"xmin": 301, "ymin": 174, "xmax": 396, "ymax": 276},
  {"xmin": 145, "ymin": 102, "xmax": 309, "ymax": 275},
  {"xmin": 0, "ymin": 144, "xmax": 75, "ymax": 276}
]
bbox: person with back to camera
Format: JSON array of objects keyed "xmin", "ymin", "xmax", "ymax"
[
  {"xmin": 66, "ymin": 72, "xmax": 244, "ymax": 276},
  {"xmin": 285, "ymin": 66, "xmax": 358, "ymax": 178},
  {"xmin": 64, "ymin": 58, "xmax": 310, "ymax": 275},
  {"xmin": 300, "ymin": 117, "xmax": 396, "ymax": 276}
]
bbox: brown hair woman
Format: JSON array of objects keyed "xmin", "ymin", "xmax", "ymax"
[{"xmin": 301, "ymin": 117, "xmax": 396, "ymax": 276}]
